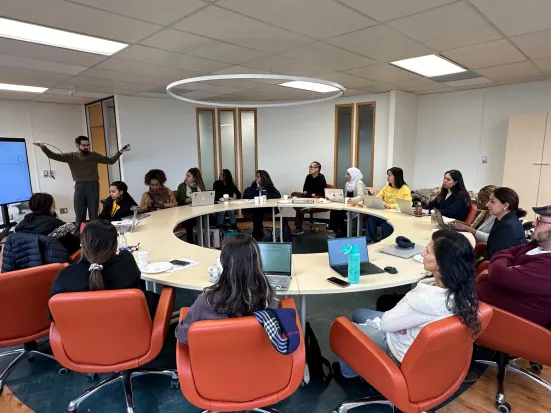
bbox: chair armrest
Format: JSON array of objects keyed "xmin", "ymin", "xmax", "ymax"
[
  {"xmin": 148, "ymin": 287, "xmax": 174, "ymax": 356},
  {"xmin": 279, "ymin": 298, "xmax": 297, "ymax": 310},
  {"xmin": 330, "ymin": 317, "xmax": 407, "ymax": 401},
  {"xmin": 179, "ymin": 307, "xmax": 190, "ymax": 321}
]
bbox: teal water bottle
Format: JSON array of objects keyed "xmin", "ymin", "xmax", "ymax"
[{"xmin": 341, "ymin": 244, "xmax": 360, "ymax": 284}]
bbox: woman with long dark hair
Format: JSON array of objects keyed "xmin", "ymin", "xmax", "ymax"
[
  {"xmin": 424, "ymin": 169, "xmax": 471, "ymax": 220},
  {"xmin": 15, "ymin": 193, "xmax": 80, "ymax": 255},
  {"xmin": 365, "ymin": 167, "xmax": 412, "ymax": 243},
  {"xmin": 140, "ymin": 169, "xmax": 177, "ymax": 212},
  {"xmin": 334, "ymin": 229, "xmax": 481, "ymax": 380},
  {"xmin": 176, "ymin": 234, "xmax": 278, "ymax": 344},
  {"xmin": 176, "ymin": 167, "xmax": 207, "ymax": 206},
  {"xmin": 98, "ymin": 181, "xmax": 138, "ymax": 221},
  {"xmin": 49, "ymin": 220, "xmax": 158, "ymax": 318},
  {"xmin": 213, "ymin": 169, "xmax": 242, "ymax": 230},
  {"xmin": 244, "ymin": 170, "xmax": 281, "ymax": 240}
]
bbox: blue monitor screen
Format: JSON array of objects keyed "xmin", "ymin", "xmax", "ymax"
[
  {"xmin": 0, "ymin": 138, "xmax": 33, "ymax": 205},
  {"xmin": 327, "ymin": 237, "xmax": 369, "ymax": 266}
]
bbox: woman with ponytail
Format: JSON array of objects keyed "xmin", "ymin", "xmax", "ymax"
[{"xmin": 49, "ymin": 220, "xmax": 158, "ymax": 319}]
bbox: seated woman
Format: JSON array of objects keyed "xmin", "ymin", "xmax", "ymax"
[
  {"xmin": 14, "ymin": 193, "xmax": 80, "ymax": 255},
  {"xmin": 213, "ymin": 169, "xmax": 241, "ymax": 230},
  {"xmin": 140, "ymin": 169, "xmax": 177, "ymax": 212},
  {"xmin": 449, "ymin": 185, "xmax": 498, "ymax": 242},
  {"xmin": 333, "ymin": 229, "xmax": 481, "ymax": 380},
  {"xmin": 365, "ymin": 167, "xmax": 412, "ymax": 243},
  {"xmin": 478, "ymin": 187, "xmax": 526, "ymax": 261},
  {"xmin": 98, "ymin": 181, "xmax": 138, "ymax": 222},
  {"xmin": 48, "ymin": 220, "xmax": 159, "ymax": 319},
  {"xmin": 175, "ymin": 234, "xmax": 280, "ymax": 344},
  {"xmin": 176, "ymin": 167, "xmax": 207, "ymax": 243},
  {"xmin": 329, "ymin": 167, "xmax": 367, "ymax": 238},
  {"xmin": 423, "ymin": 169, "xmax": 471, "ymax": 221},
  {"xmin": 244, "ymin": 170, "xmax": 281, "ymax": 241}
]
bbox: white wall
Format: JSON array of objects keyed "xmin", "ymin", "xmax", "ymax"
[
  {"xmin": 0, "ymin": 100, "xmax": 86, "ymax": 221},
  {"xmin": 389, "ymin": 90, "xmax": 418, "ymax": 185},
  {"xmin": 414, "ymin": 80, "xmax": 551, "ymax": 191}
]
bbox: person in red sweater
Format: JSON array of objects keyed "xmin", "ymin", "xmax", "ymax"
[{"xmin": 476, "ymin": 205, "xmax": 551, "ymax": 326}]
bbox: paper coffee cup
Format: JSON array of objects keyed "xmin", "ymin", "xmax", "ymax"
[
  {"xmin": 137, "ymin": 251, "xmax": 149, "ymax": 269},
  {"xmin": 254, "ymin": 196, "xmax": 259, "ymax": 203},
  {"xmin": 283, "ymin": 195, "xmax": 289, "ymax": 200}
]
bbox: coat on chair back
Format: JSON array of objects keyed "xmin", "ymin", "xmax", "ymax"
[{"xmin": 1, "ymin": 232, "xmax": 69, "ymax": 273}]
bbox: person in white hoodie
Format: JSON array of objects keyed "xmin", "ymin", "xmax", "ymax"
[{"xmin": 334, "ymin": 229, "xmax": 481, "ymax": 380}]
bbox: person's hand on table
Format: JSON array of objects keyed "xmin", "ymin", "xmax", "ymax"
[
  {"xmin": 185, "ymin": 197, "xmax": 192, "ymax": 204},
  {"xmin": 347, "ymin": 199, "xmax": 357, "ymax": 206},
  {"xmin": 384, "ymin": 203, "xmax": 391, "ymax": 209},
  {"xmin": 147, "ymin": 199, "xmax": 153, "ymax": 208},
  {"xmin": 422, "ymin": 209, "xmax": 430, "ymax": 215}
]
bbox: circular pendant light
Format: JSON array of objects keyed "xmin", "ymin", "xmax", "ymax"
[{"xmin": 166, "ymin": 74, "xmax": 345, "ymax": 108}]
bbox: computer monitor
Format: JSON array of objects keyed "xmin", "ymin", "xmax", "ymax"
[
  {"xmin": 0, "ymin": 138, "xmax": 32, "ymax": 205},
  {"xmin": 257, "ymin": 242, "xmax": 292, "ymax": 275},
  {"xmin": 327, "ymin": 237, "xmax": 369, "ymax": 266}
]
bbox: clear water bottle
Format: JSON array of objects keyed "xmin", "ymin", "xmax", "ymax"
[
  {"xmin": 117, "ymin": 232, "xmax": 128, "ymax": 253},
  {"xmin": 341, "ymin": 244, "xmax": 360, "ymax": 284}
]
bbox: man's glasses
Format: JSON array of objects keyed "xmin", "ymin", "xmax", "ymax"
[
  {"xmin": 309, "ymin": 165, "xmax": 319, "ymax": 169},
  {"xmin": 536, "ymin": 217, "xmax": 551, "ymax": 225}
]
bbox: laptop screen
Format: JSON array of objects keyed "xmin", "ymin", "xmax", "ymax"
[
  {"xmin": 327, "ymin": 237, "xmax": 369, "ymax": 266},
  {"xmin": 258, "ymin": 242, "xmax": 292, "ymax": 274}
]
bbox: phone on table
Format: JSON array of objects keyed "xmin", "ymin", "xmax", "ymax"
[
  {"xmin": 327, "ymin": 277, "xmax": 350, "ymax": 288},
  {"xmin": 170, "ymin": 260, "xmax": 191, "ymax": 267}
]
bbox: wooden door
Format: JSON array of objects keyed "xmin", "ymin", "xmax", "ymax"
[
  {"xmin": 87, "ymin": 103, "xmax": 109, "ymax": 207},
  {"xmin": 537, "ymin": 115, "xmax": 551, "ymax": 208},
  {"xmin": 503, "ymin": 114, "xmax": 547, "ymax": 220}
]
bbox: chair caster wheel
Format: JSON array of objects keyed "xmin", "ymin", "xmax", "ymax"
[
  {"xmin": 86, "ymin": 373, "xmax": 98, "ymax": 381},
  {"xmin": 58, "ymin": 367, "xmax": 69, "ymax": 376},
  {"xmin": 170, "ymin": 379, "xmax": 179, "ymax": 389},
  {"xmin": 497, "ymin": 402, "xmax": 511, "ymax": 413},
  {"xmin": 530, "ymin": 362, "xmax": 543, "ymax": 373}
]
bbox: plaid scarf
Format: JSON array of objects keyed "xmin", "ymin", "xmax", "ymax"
[{"xmin": 254, "ymin": 308, "xmax": 300, "ymax": 355}]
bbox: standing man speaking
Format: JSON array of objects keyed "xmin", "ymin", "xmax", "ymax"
[{"xmin": 34, "ymin": 136, "xmax": 130, "ymax": 233}]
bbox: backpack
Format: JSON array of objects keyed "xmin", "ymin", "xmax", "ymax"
[{"xmin": 304, "ymin": 322, "xmax": 332, "ymax": 385}]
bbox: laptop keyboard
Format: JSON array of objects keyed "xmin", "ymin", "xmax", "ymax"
[
  {"xmin": 267, "ymin": 275, "xmax": 290, "ymax": 291},
  {"xmin": 334, "ymin": 262, "xmax": 384, "ymax": 276}
]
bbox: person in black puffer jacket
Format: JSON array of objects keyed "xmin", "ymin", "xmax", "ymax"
[
  {"xmin": 14, "ymin": 193, "xmax": 80, "ymax": 255},
  {"xmin": 98, "ymin": 181, "xmax": 138, "ymax": 222}
]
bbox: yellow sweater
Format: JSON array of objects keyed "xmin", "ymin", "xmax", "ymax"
[{"xmin": 377, "ymin": 185, "xmax": 412, "ymax": 209}]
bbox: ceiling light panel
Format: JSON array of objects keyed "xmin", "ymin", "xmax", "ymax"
[
  {"xmin": 279, "ymin": 81, "xmax": 339, "ymax": 93},
  {"xmin": 0, "ymin": 83, "xmax": 48, "ymax": 93},
  {"xmin": 391, "ymin": 54, "xmax": 466, "ymax": 77}
]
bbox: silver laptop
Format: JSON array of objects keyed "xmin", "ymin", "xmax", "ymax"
[
  {"xmin": 397, "ymin": 198, "xmax": 415, "ymax": 216},
  {"xmin": 434, "ymin": 208, "xmax": 454, "ymax": 229},
  {"xmin": 363, "ymin": 196, "xmax": 385, "ymax": 210},
  {"xmin": 381, "ymin": 244, "xmax": 424, "ymax": 259},
  {"xmin": 325, "ymin": 188, "xmax": 344, "ymax": 202},
  {"xmin": 258, "ymin": 242, "xmax": 292, "ymax": 291},
  {"xmin": 191, "ymin": 191, "xmax": 215, "ymax": 207}
]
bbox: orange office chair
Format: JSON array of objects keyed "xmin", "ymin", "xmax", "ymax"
[
  {"xmin": 303, "ymin": 184, "xmax": 335, "ymax": 233},
  {"xmin": 49, "ymin": 287, "xmax": 176, "ymax": 413},
  {"xmin": 465, "ymin": 204, "xmax": 478, "ymax": 226},
  {"xmin": 330, "ymin": 303, "xmax": 494, "ymax": 413},
  {"xmin": 476, "ymin": 305, "xmax": 551, "ymax": 413},
  {"xmin": 70, "ymin": 248, "xmax": 82, "ymax": 262},
  {"xmin": 177, "ymin": 298, "xmax": 305, "ymax": 412},
  {"xmin": 475, "ymin": 242, "xmax": 489, "ymax": 275},
  {"xmin": 0, "ymin": 263, "xmax": 67, "ymax": 394}
]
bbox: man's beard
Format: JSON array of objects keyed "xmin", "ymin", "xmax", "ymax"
[
  {"xmin": 80, "ymin": 149, "xmax": 90, "ymax": 155},
  {"xmin": 533, "ymin": 230, "xmax": 551, "ymax": 245}
]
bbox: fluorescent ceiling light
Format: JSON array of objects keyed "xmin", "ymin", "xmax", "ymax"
[
  {"xmin": 279, "ymin": 81, "xmax": 339, "ymax": 93},
  {"xmin": 0, "ymin": 83, "xmax": 48, "ymax": 93},
  {"xmin": 0, "ymin": 18, "xmax": 128, "ymax": 56},
  {"xmin": 391, "ymin": 55, "xmax": 466, "ymax": 78}
]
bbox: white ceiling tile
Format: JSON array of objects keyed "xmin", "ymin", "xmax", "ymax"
[
  {"xmin": 339, "ymin": 0, "xmax": 456, "ymax": 22},
  {"xmin": 94, "ymin": 57, "xmax": 196, "ymax": 79},
  {"xmin": 470, "ymin": 0, "xmax": 551, "ymax": 37},
  {"xmin": 444, "ymin": 77, "xmax": 493, "ymax": 87},
  {"xmin": 346, "ymin": 63, "xmax": 422, "ymax": 83},
  {"xmin": 327, "ymin": 25, "xmax": 432, "ymax": 62},
  {"xmin": 0, "ymin": 0, "xmax": 161, "ymax": 43},
  {"xmin": 114, "ymin": 45, "xmax": 231, "ymax": 73},
  {"xmin": 0, "ymin": 90, "xmax": 40, "ymax": 100},
  {"xmin": 280, "ymin": 42, "xmax": 376, "ymax": 71},
  {"xmin": 135, "ymin": 92, "xmax": 173, "ymax": 99},
  {"xmin": 0, "ymin": 66, "xmax": 72, "ymax": 83},
  {"xmin": 533, "ymin": 58, "xmax": 551, "ymax": 74},
  {"xmin": 176, "ymin": 82, "xmax": 242, "ymax": 95},
  {"xmin": 33, "ymin": 94, "xmax": 97, "ymax": 104},
  {"xmin": 172, "ymin": 6, "xmax": 313, "ymax": 52},
  {"xmin": 0, "ymin": 38, "xmax": 106, "ymax": 67},
  {"xmin": 44, "ymin": 88, "xmax": 108, "ymax": 98},
  {"xmin": 511, "ymin": 29, "xmax": 551, "ymax": 60},
  {"xmin": 213, "ymin": 65, "xmax": 272, "ymax": 75},
  {"xmin": 183, "ymin": 90, "xmax": 222, "ymax": 99},
  {"xmin": 216, "ymin": 0, "xmax": 376, "ymax": 39},
  {"xmin": 477, "ymin": 61, "xmax": 542, "ymax": 82},
  {"xmin": 243, "ymin": 55, "xmax": 333, "ymax": 77},
  {"xmin": 358, "ymin": 83, "xmax": 395, "ymax": 94},
  {"xmin": 388, "ymin": 2, "xmax": 502, "ymax": 50},
  {"xmin": 0, "ymin": 54, "xmax": 86, "ymax": 75},
  {"xmin": 62, "ymin": 76, "xmax": 157, "ymax": 92},
  {"xmin": 78, "ymin": 68, "xmax": 174, "ymax": 86},
  {"xmin": 68, "ymin": 0, "xmax": 206, "ymax": 25},
  {"xmin": 497, "ymin": 77, "xmax": 546, "ymax": 86},
  {"xmin": 55, "ymin": 83, "xmax": 144, "ymax": 96},
  {"xmin": 141, "ymin": 29, "xmax": 267, "ymax": 64},
  {"xmin": 316, "ymin": 72, "xmax": 376, "ymax": 89},
  {"xmin": 393, "ymin": 78, "xmax": 450, "ymax": 92},
  {"xmin": 342, "ymin": 89, "xmax": 368, "ymax": 97},
  {"xmin": 442, "ymin": 40, "xmax": 526, "ymax": 69}
]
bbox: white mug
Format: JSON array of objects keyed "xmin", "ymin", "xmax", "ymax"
[
  {"xmin": 254, "ymin": 196, "xmax": 260, "ymax": 203},
  {"xmin": 283, "ymin": 194, "xmax": 289, "ymax": 201},
  {"xmin": 137, "ymin": 251, "xmax": 149, "ymax": 269}
]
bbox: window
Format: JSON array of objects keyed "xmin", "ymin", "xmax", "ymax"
[
  {"xmin": 334, "ymin": 104, "xmax": 354, "ymax": 189},
  {"xmin": 355, "ymin": 102, "xmax": 376, "ymax": 186},
  {"xmin": 196, "ymin": 108, "xmax": 216, "ymax": 188}
]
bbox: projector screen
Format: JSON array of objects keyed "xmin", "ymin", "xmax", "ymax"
[{"xmin": 0, "ymin": 138, "xmax": 33, "ymax": 205}]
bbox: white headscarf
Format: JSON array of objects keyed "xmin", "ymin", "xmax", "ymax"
[{"xmin": 345, "ymin": 167, "xmax": 363, "ymax": 194}]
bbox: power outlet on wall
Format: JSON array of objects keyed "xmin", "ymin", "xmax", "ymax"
[
  {"xmin": 482, "ymin": 156, "xmax": 488, "ymax": 164},
  {"xmin": 59, "ymin": 208, "xmax": 68, "ymax": 214}
]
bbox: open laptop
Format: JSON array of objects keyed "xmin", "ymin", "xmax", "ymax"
[
  {"xmin": 434, "ymin": 208, "xmax": 455, "ymax": 229},
  {"xmin": 363, "ymin": 196, "xmax": 385, "ymax": 210},
  {"xmin": 258, "ymin": 242, "xmax": 292, "ymax": 291},
  {"xmin": 327, "ymin": 236, "xmax": 385, "ymax": 277},
  {"xmin": 397, "ymin": 198, "xmax": 415, "ymax": 216},
  {"xmin": 325, "ymin": 188, "xmax": 344, "ymax": 203},
  {"xmin": 191, "ymin": 191, "xmax": 215, "ymax": 207}
]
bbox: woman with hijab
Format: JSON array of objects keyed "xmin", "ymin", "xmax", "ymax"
[
  {"xmin": 140, "ymin": 169, "xmax": 177, "ymax": 212},
  {"xmin": 449, "ymin": 185, "xmax": 498, "ymax": 242},
  {"xmin": 329, "ymin": 167, "xmax": 368, "ymax": 237}
]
